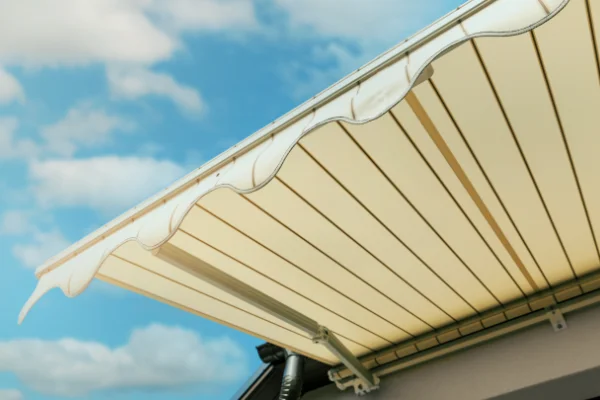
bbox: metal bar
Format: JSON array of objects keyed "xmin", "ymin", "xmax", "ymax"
[
  {"xmin": 331, "ymin": 268, "xmax": 600, "ymax": 379},
  {"xmin": 333, "ymin": 286, "xmax": 600, "ymax": 390},
  {"xmin": 153, "ymin": 242, "xmax": 320, "ymax": 335},
  {"xmin": 153, "ymin": 242, "xmax": 379, "ymax": 392},
  {"xmin": 313, "ymin": 326, "xmax": 379, "ymax": 394}
]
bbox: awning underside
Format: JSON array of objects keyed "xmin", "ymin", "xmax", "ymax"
[{"xmin": 20, "ymin": 0, "xmax": 600, "ymax": 370}]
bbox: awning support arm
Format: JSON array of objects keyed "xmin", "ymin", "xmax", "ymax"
[
  {"xmin": 153, "ymin": 242, "xmax": 379, "ymax": 393},
  {"xmin": 313, "ymin": 326, "xmax": 380, "ymax": 395}
]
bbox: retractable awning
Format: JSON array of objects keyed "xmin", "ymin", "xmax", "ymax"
[{"xmin": 20, "ymin": 0, "xmax": 600, "ymax": 394}]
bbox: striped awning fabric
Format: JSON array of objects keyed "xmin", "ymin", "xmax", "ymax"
[{"xmin": 20, "ymin": 0, "xmax": 600, "ymax": 371}]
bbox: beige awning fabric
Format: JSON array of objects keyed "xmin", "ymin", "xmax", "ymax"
[{"xmin": 20, "ymin": 0, "xmax": 599, "ymax": 368}]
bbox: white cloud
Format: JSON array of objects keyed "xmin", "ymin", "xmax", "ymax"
[
  {"xmin": 107, "ymin": 67, "xmax": 204, "ymax": 114},
  {"xmin": 0, "ymin": 0, "xmax": 259, "ymax": 111},
  {"xmin": 0, "ymin": 0, "xmax": 259, "ymax": 68},
  {"xmin": 275, "ymin": 0, "xmax": 452, "ymax": 100},
  {"xmin": 0, "ymin": 118, "xmax": 39, "ymax": 160},
  {"xmin": 146, "ymin": 0, "xmax": 259, "ymax": 33},
  {"xmin": 40, "ymin": 105, "xmax": 134, "ymax": 157},
  {"xmin": 0, "ymin": 108, "xmax": 132, "ymax": 161},
  {"xmin": 0, "ymin": 324, "xmax": 249, "ymax": 397},
  {"xmin": 12, "ymin": 230, "xmax": 71, "ymax": 269},
  {"xmin": 275, "ymin": 0, "xmax": 440, "ymax": 43},
  {"xmin": 0, "ymin": 68, "xmax": 25, "ymax": 104},
  {"xmin": 0, "ymin": 210, "xmax": 32, "ymax": 235},
  {"xmin": 0, "ymin": 389, "xmax": 23, "ymax": 400},
  {"xmin": 0, "ymin": 0, "xmax": 173, "ymax": 67},
  {"xmin": 29, "ymin": 156, "xmax": 186, "ymax": 214},
  {"xmin": 281, "ymin": 43, "xmax": 371, "ymax": 100}
]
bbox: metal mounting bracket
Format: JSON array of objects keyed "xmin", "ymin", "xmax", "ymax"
[
  {"xmin": 313, "ymin": 326, "xmax": 379, "ymax": 395},
  {"xmin": 547, "ymin": 307, "xmax": 567, "ymax": 332}
]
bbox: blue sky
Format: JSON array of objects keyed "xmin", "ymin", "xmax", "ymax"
[{"xmin": 0, "ymin": 1, "xmax": 463, "ymax": 399}]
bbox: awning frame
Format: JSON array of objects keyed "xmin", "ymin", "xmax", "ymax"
[
  {"xmin": 329, "ymin": 267, "xmax": 600, "ymax": 389},
  {"xmin": 332, "ymin": 288, "xmax": 600, "ymax": 392},
  {"xmin": 154, "ymin": 242, "xmax": 380, "ymax": 394},
  {"xmin": 16, "ymin": 0, "xmax": 584, "ymax": 393}
]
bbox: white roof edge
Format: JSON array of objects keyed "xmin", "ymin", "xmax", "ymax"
[{"xmin": 35, "ymin": 0, "xmax": 498, "ymax": 277}]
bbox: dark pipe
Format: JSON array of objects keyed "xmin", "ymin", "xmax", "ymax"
[
  {"xmin": 257, "ymin": 343, "xmax": 286, "ymax": 364},
  {"xmin": 278, "ymin": 350, "xmax": 304, "ymax": 400}
]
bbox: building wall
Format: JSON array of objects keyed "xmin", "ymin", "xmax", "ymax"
[{"xmin": 304, "ymin": 304, "xmax": 600, "ymax": 400}]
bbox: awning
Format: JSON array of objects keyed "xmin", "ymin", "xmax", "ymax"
[{"xmin": 20, "ymin": 0, "xmax": 600, "ymax": 393}]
